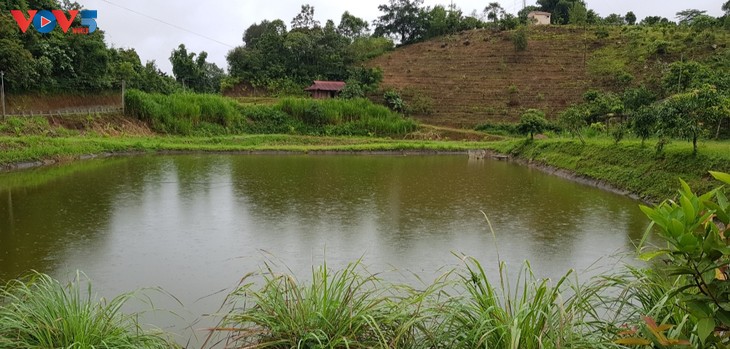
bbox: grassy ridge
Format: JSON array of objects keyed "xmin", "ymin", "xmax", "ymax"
[
  {"xmin": 0, "ymin": 134, "xmax": 491, "ymax": 168},
  {"xmin": 485, "ymin": 138, "xmax": 730, "ymax": 200}
]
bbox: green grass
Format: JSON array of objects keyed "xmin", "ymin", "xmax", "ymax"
[
  {"xmin": 0, "ymin": 134, "xmax": 492, "ymax": 168},
  {"xmin": 208, "ymin": 260, "xmax": 413, "ymax": 348},
  {"xmin": 484, "ymin": 137, "xmax": 730, "ymax": 201},
  {"xmin": 0, "ymin": 272, "xmax": 174, "ymax": 349},
  {"xmin": 207, "ymin": 255, "xmax": 639, "ymax": 348},
  {"xmin": 124, "ymin": 90, "xmax": 418, "ymax": 137}
]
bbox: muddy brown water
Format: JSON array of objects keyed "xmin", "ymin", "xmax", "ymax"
[{"xmin": 0, "ymin": 154, "xmax": 649, "ymax": 345}]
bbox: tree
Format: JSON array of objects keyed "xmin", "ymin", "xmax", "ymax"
[
  {"xmin": 568, "ymin": 2, "xmax": 587, "ymax": 25},
  {"xmin": 518, "ymin": 5, "xmax": 541, "ymax": 23},
  {"xmin": 559, "ymin": 105, "xmax": 588, "ymax": 144},
  {"xmin": 631, "ymin": 106, "xmax": 657, "ymax": 146},
  {"xmin": 337, "ymin": 11, "xmax": 369, "ymax": 40},
  {"xmin": 662, "ymin": 61, "xmax": 712, "ymax": 95},
  {"xmin": 374, "ymin": 0, "xmax": 425, "ymax": 45},
  {"xmin": 170, "ymin": 44, "xmax": 224, "ymax": 93},
  {"xmin": 676, "ymin": 9, "xmax": 707, "ymax": 26},
  {"xmin": 291, "ymin": 4, "xmax": 320, "ymax": 30},
  {"xmin": 657, "ymin": 85, "xmax": 724, "ymax": 154},
  {"xmin": 724, "ymin": 1, "xmax": 730, "ymax": 15},
  {"xmin": 603, "ymin": 13, "xmax": 625, "ymax": 26},
  {"xmin": 640, "ymin": 16, "xmax": 670, "ymax": 26},
  {"xmin": 625, "ymin": 11, "xmax": 637, "ymax": 25},
  {"xmin": 518, "ymin": 109, "xmax": 548, "ymax": 140},
  {"xmin": 538, "ymin": 0, "xmax": 587, "ymax": 24},
  {"xmin": 484, "ymin": 2, "xmax": 504, "ymax": 23}
]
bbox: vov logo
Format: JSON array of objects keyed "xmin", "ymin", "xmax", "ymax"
[{"xmin": 10, "ymin": 9, "xmax": 97, "ymax": 35}]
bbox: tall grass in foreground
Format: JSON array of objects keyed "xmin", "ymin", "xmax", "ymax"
[
  {"xmin": 205, "ymin": 260, "xmax": 421, "ymax": 349},
  {"xmin": 207, "ymin": 257, "xmax": 625, "ymax": 349},
  {"xmin": 0, "ymin": 272, "xmax": 175, "ymax": 349},
  {"xmin": 429, "ymin": 258, "xmax": 596, "ymax": 349}
]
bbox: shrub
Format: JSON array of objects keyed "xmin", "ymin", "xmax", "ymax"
[
  {"xmin": 474, "ymin": 122, "xmax": 519, "ymax": 136},
  {"xmin": 512, "ymin": 26, "xmax": 528, "ymax": 51},
  {"xmin": 639, "ymin": 172, "xmax": 730, "ymax": 346},
  {"xmin": 383, "ymin": 90, "xmax": 406, "ymax": 113}
]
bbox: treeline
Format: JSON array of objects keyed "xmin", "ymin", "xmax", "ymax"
[
  {"xmin": 224, "ymin": 5, "xmax": 392, "ymax": 96},
  {"xmin": 0, "ymin": 0, "xmax": 227, "ymax": 95},
  {"xmin": 0, "ymin": 0, "xmax": 176, "ymax": 93},
  {"xmin": 2, "ymin": 0, "xmax": 730, "ymax": 98}
]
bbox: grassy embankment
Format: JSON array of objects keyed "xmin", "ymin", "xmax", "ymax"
[{"xmin": 484, "ymin": 137, "xmax": 730, "ymax": 201}]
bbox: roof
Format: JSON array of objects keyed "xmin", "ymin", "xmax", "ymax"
[
  {"xmin": 305, "ymin": 81, "xmax": 346, "ymax": 91},
  {"xmin": 528, "ymin": 11, "xmax": 552, "ymax": 16}
]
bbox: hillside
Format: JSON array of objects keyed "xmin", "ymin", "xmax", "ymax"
[{"xmin": 368, "ymin": 25, "xmax": 730, "ymax": 128}]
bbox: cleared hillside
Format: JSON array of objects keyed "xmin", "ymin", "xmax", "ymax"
[
  {"xmin": 369, "ymin": 26, "xmax": 594, "ymax": 127},
  {"xmin": 369, "ymin": 25, "xmax": 730, "ymax": 128}
]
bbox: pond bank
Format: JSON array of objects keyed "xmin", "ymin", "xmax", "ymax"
[
  {"xmin": 1, "ymin": 134, "xmax": 728, "ymax": 201},
  {"xmin": 481, "ymin": 139, "xmax": 730, "ymax": 201}
]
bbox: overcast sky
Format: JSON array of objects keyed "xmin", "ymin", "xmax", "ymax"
[{"xmin": 73, "ymin": 0, "xmax": 725, "ymax": 75}]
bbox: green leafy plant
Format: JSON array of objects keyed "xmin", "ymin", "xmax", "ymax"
[
  {"xmin": 559, "ymin": 106, "xmax": 588, "ymax": 144},
  {"xmin": 639, "ymin": 171, "xmax": 730, "ymax": 346},
  {"xmin": 384, "ymin": 90, "xmax": 406, "ymax": 113}
]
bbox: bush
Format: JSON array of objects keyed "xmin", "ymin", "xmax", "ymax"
[
  {"xmin": 639, "ymin": 172, "xmax": 730, "ymax": 346},
  {"xmin": 475, "ymin": 122, "xmax": 519, "ymax": 136},
  {"xmin": 512, "ymin": 26, "xmax": 528, "ymax": 51},
  {"xmin": 383, "ymin": 90, "xmax": 406, "ymax": 113}
]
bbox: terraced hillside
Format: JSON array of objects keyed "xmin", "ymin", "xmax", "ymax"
[{"xmin": 369, "ymin": 26, "xmax": 596, "ymax": 127}]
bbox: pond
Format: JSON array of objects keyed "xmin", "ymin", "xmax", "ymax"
[{"xmin": 0, "ymin": 154, "xmax": 648, "ymax": 344}]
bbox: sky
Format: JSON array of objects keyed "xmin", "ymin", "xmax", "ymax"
[{"xmin": 73, "ymin": 0, "xmax": 726, "ymax": 75}]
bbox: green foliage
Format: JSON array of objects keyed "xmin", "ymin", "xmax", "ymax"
[
  {"xmin": 559, "ymin": 105, "xmax": 589, "ymax": 143},
  {"xmin": 622, "ymin": 86, "xmax": 657, "ymax": 111},
  {"xmin": 656, "ymin": 85, "xmax": 726, "ymax": 154},
  {"xmin": 631, "ymin": 105, "xmax": 658, "ymax": 145},
  {"xmin": 169, "ymin": 44, "xmax": 224, "ymax": 94},
  {"xmin": 278, "ymin": 97, "xmax": 417, "ymax": 136},
  {"xmin": 662, "ymin": 61, "xmax": 713, "ymax": 95},
  {"xmin": 0, "ymin": 0, "xmax": 179, "ymax": 94},
  {"xmin": 339, "ymin": 79, "xmax": 366, "ymax": 99},
  {"xmin": 611, "ymin": 122, "xmax": 627, "ymax": 144},
  {"xmin": 639, "ymin": 172, "xmax": 730, "ymax": 346},
  {"xmin": 0, "ymin": 272, "xmax": 173, "ymax": 349},
  {"xmin": 124, "ymin": 89, "xmax": 239, "ymax": 135},
  {"xmin": 568, "ymin": 2, "xmax": 588, "ymax": 25},
  {"xmin": 124, "ymin": 90, "xmax": 416, "ymax": 137},
  {"xmin": 512, "ymin": 26, "xmax": 529, "ymax": 52},
  {"xmin": 517, "ymin": 109, "xmax": 548, "ymax": 139},
  {"xmin": 374, "ymin": 0, "xmax": 426, "ymax": 44},
  {"xmin": 384, "ymin": 90, "xmax": 406, "ymax": 113}
]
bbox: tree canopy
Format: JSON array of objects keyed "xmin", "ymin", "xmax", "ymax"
[{"xmin": 0, "ymin": 0, "xmax": 178, "ymax": 93}]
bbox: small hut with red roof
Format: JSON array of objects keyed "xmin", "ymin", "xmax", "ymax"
[{"xmin": 305, "ymin": 81, "xmax": 346, "ymax": 99}]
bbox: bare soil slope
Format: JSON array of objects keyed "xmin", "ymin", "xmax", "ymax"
[{"xmin": 369, "ymin": 26, "xmax": 597, "ymax": 128}]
